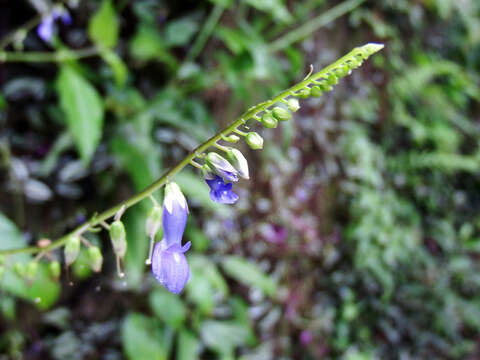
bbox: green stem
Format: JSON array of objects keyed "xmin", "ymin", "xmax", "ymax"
[
  {"xmin": 269, "ymin": 0, "xmax": 366, "ymax": 52},
  {"xmin": 0, "ymin": 47, "xmax": 100, "ymax": 63},
  {"xmin": 0, "ymin": 43, "xmax": 383, "ymax": 256},
  {"xmin": 186, "ymin": 3, "xmax": 224, "ymax": 62}
]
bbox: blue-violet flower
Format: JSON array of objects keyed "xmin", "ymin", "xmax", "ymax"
[
  {"xmin": 37, "ymin": 8, "xmax": 72, "ymax": 42},
  {"xmin": 206, "ymin": 175, "xmax": 239, "ymax": 204},
  {"xmin": 206, "ymin": 152, "xmax": 239, "ymax": 182}
]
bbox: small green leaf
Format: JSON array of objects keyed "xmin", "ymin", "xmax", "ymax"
[
  {"xmin": 164, "ymin": 17, "xmax": 199, "ymax": 47},
  {"xmin": 176, "ymin": 329, "xmax": 200, "ymax": 360},
  {"xmin": 0, "ymin": 212, "xmax": 60, "ymax": 309},
  {"xmin": 57, "ymin": 65, "xmax": 104, "ymax": 163},
  {"xmin": 101, "ymin": 50, "xmax": 128, "ymax": 87},
  {"xmin": 122, "ymin": 313, "xmax": 168, "ymax": 360},
  {"xmin": 201, "ymin": 320, "xmax": 252, "ymax": 355},
  {"xmin": 149, "ymin": 289, "xmax": 186, "ymax": 329},
  {"xmin": 88, "ymin": 0, "xmax": 119, "ymax": 48},
  {"xmin": 221, "ymin": 256, "xmax": 276, "ymax": 296}
]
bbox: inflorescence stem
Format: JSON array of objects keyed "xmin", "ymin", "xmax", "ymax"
[{"xmin": 0, "ymin": 43, "xmax": 383, "ymax": 257}]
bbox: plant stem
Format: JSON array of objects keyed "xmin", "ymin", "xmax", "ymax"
[
  {"xmin": 0, "ymin": 47, "xmax": 100, "ymax": 63},
  {"xmin": 269, "ymin": 0, "xmax": 365, "ymax": 52},
  {"xmin": 0, "ymin": 43, "xmax": 383, "ymax": 257},
  {"xmin": 186, "ymin": 3, "xmax": 225, "ymax": 62}
]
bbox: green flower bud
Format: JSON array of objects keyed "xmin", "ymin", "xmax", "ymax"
[
  {"xmin": 14, "ymin": 263, "xmax": 26, "ymax": 278},
  {"xmin": 261, "ymin": 113, "xmax": 278, "ymax": 128},
  {"xmin": 327, "ymin": 73, "xmax": 338, "ymax": 85},
  {"xmin": 146, "ymin": 206, "xmax": 162, "ymax": 238},
  {"xmin": 347, "ymin": 58, "xmax": 361, "ymax": 69},
  {"xmin": 310, "ymin": 86, "xmax": 323, "ymax": 97},
  {"xmin": 287, "ymin": 98, "xmax": 300, "ymax": 112},
  {"xmin": 272, "ymin": 107, "xmax": 291, "ymax": 122},
  {"xmin": 26, "ymin": 261, "xmax": 38, "ymax": 280},
  {"xmin": 87, "ymin": 246, "xmax": 103, "ymax": 273},
  {"xmin": 246, "ymin": 132, "xmax": 263, "ymax": 150},
  {"xmin": 109, "ymin": 221, "xmax": 127, "ymax": 258},
  {"xmin": 297, "ymin": 88, "xmax": 310, "ymax": 99},
  {"xmin": 49, "ymin": 261, "xmax": 61, "ymax": 280},
  {"xmin": 64, "ymin": 235, "xmax": 80, "ymax": 267},
  {"xmin": 335, "ymin": 64, "xmax": 350, "ymax": 77},
  {"xmin": 227, "ymin": 148, "xmax": 249, "ymax": 179},
  {"xmin": 320, "ymin": 83, "xmax": 334, "ymax": 92},
  {"xmin": 222, "ymin": 134, "xmax": 240, "ymax": 143}
]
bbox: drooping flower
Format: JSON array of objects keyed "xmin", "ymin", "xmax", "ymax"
[
  {"xmin": 206, "ymin": 152, "xmax": 239, "ymax": 182},
  {"xmin": 152, "ymin": 239, "xmax": 191, "ymax": 294},
  {"xmin": 151, "ymin": 182, "xmax": 191, "ymax": 294},
  {"xmin": 206, "ymin": 175, "xmax": 239, "ymax": 204},
  {"xmin": 37, "ymin": 8, "xmax": 72, "ymax": 42}
]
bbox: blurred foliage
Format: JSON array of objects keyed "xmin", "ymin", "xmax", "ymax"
[{"xmin": 1, "ymin": 0, "xmax": 480, "ymax": 359}]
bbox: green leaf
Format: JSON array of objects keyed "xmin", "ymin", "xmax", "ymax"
[
  {"xmin": 201, "ymin": 320, "xmax": 252, "ymax": 355},
  {"xmin": 101, "ymin": 50, "xmax": 128, "ymax": 87},
  {"xmin": 221, "ymin": 256, "xmax": 276, "ymax": 296},
  {"xmin": 122, "ymin": 313, "xmax": 168, "ymax": 360},
  {"xmin": 57, "ymin": 65, "xmax": 104, "ymax": 163},
  {"xmin": 149, "ymin": 289, "xmax": 186, "ymax": 329},
  {"xmin": 88, "ymin": 0, "xmax": 119, "ymax": 48},
  {"xmin": 164, "ymin": 17, "xmax": 199, "ymax": 47},
  {"xmin": 176, "ymin": 329, "xmax": 200, "ymax": 360},
  {"xmin": 0, "ymin": 212, "xmax": 60, "ymax": 309}
]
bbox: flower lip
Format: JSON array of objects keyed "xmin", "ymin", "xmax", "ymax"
[
  {"xmin": 152, "ymin": 240, "xmax": 191, "ymax": 294},
  {"xmin": 206, "ymin": 175, "xmax": 239, "ymax": 204}
]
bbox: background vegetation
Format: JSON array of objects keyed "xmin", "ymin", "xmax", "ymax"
[{"xmin": 1, "ymin": 0, "xmax": 480, "ymax": 359}]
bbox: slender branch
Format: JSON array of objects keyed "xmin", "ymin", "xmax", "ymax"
[
  {"xmin": 186, "ymin": 3, "xmax": 225, "ymax": 62},
  {"xmin": 0, "ymin": 43, "xmax": 383, "ymax": 256},
  {"xmin": 0, "ymin": 47, "xmax": 100, "ymax": 63},
  {"xmin": 269, "ymin": 0, "xmax": 366, "ymax": 52}
]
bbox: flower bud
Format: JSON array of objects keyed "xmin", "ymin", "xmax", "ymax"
[
  {"xmin": 272, "ymin": 107, "xmax": 291, "ymax": 122},
  {"xmin": 26, "ymin": 261, "xmax": 38, "ymax": 280},
  {"xmin": 327, "ymin": 73, "xmax": 338, "ymax": 85},
  {"xmin": 320, "ymin": 83, "xmax": 333, "ymax": 92},
  {"xmin": 49, "ymin": 261, "xmax": 61, "ymax": 280},
  {"xmin": 287, "ymin": 98, "xmax": 300, "ymax": 112},
  {"xmin": 246, "ymin": 132, "xmax": 263, "ymax": 150},
  {"xmin": 261, "ymin": 113, "xmax": 278, "ymax": 129},
  {"xmin": 201, "ymin": 164, "xmax": 216, "ymax": 180},
  {"xmin": 146, "ymin": 206, "xmax": 162, "ymax": 239},
  {"xmin": 64, "ymin": 235, "xmax": 80, "ymax": 267},
  {"xmin": 14, "ymin": 263, "xmax": 26, "ymax": 278},
  {"xmin": 206, "ymin": 152, "xmax": 239, "ymax": 182},
  {"xmin": 297, "ymin": 88, "xmax": 310, "ymax": 99},
  {"xmin": 310, "ymin": 86, "xmax": 322, "ymax": 97},
  {"xmin": 109, "ymin": 220, "xmax": 127, "ymax": 258},
  {"xmin": 87, "ymin": 246, "xmax": 103, "ymax": 272},
  {"xmin": 335, "ymin": 64, "xmax": 349, "ymax": 77},
  {"xmin": 227, "ymin": 148, "xmax": 249, "ymax": 179},
  {"xmin": 222, "ymin": 134, "xmax": 240, "ymax": 143},
  {"xmin": 347, "ymin": 58, "xmax": 361, "ymax": 69}
]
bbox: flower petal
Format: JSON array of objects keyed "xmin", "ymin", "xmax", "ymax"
[
  {"xmin": 152, "ymin": 241, "xmax": 190, "ymax": 294},
  {"xmin": 37, "ymin": 17, "xmax": 54, "ymax": 42}
]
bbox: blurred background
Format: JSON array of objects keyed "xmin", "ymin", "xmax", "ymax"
[{"xmin": 1, "ymin": 0, "xmax": 480, "ymax": 359}]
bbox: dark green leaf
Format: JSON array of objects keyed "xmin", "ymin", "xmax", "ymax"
[{"xmin": 88, "ymin": 0, "xmax": 119, "ymax": 48}]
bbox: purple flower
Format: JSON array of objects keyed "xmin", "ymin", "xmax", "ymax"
[
  {"xmin": 206, "ymin": 152, "xmax": 239, "ymax": 182},
  {"xmin": 151, "ymin": 182, "xmax": 191, "ymax": 294},
  {"xmin": 206, "ymin": 175, "xmax": 239, "ymax": 204},
  {"xmin": 152, "ymin": 240, "xmax": 191, "ymax": 294},
  {"xmin": 37, "ymin": 8, "xmax": 71, "ymax": 42}
]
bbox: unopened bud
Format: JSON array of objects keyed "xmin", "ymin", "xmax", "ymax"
[
  {"xmin": 64, "ymin": 235, "xmax": 80, "ymax": 267},
  {"xmin": 327, "ymin": 73, "xmax": 338, "ymax": 85},
  {"xmin": 146, "ymin": 206, "xmax": 162, "ymax": 238},
  {"xmin": 87, "ymin": 246, "xmax": 103, "ymax": 272},
  {"xmin": 335, "ymin": 64, "xmax": 349, "ymax": 77},
  {"xmin": 310, "ymin": 86, "xmax": 322, "ymax": 97},
  {"xmin": 320, "ymin": 83, "xmax": 333, "ymax": 92},
  {"xmin": 49, "ymin": 261, "xmax": 61, "ymax": 280},
  {"xmin": 261, "ymin": 113, "xmax": 278, "ymax": 129},
  {"xmin": 14, "ymin": 263, "xmax": 26, "ymax": 277},
  {"xmin": 272, "ymin": 107, "xmax": 291, "ymax": 122},
  {"xmin": 227, "ymin": 148, "xmax": 249, "ymax": 179},
  {"xmin": 222, "ymin": 134, "xmax": 240, "ymax": 143},
  {"xmin": 297, "ymin": 88, "xmax": 310, "ymax": 99},
  {"xmin": 287, "ymin": 98, "xmax": 300, "ymax": 112},
  {"xmin": 26, "ymin": 261, "xmax": 38, "ymax": 280},
  {"xmin": 246, "ymin": 132, "xmax": 263, "ymax": 150},
  {"xmin": 109, "ymin": 221, "xmax": 127, "ymax": 258}
]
